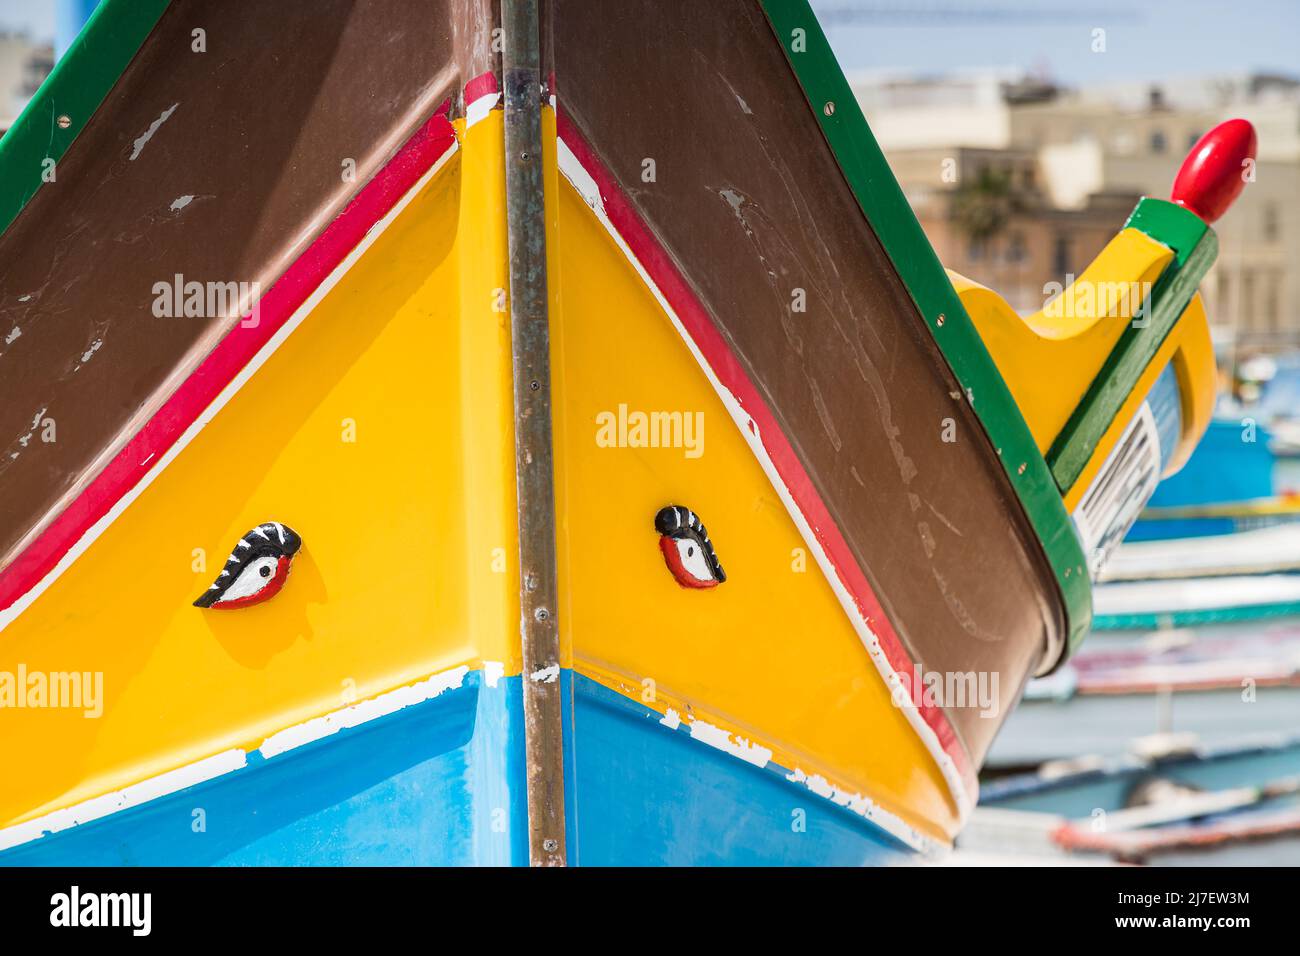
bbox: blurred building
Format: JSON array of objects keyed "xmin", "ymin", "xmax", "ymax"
[
  {"xmin": 0, "ymin": 31, "xmax": 54, "ymax": 132},
  {"xmin": 853, "ymin": 69, "xmax": 1300, "ymax": 352}
]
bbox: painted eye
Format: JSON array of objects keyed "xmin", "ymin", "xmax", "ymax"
[
  {"xmin": 654, "ymin": 505, "xmax": 725, "ymax": 589},
  {"xmin": 673, "ymin": 538, "xmax": 715, "ymax": 584},
  {"xmin": 194, "ymin": 521, "xmax": 303, "ymax": 610}
]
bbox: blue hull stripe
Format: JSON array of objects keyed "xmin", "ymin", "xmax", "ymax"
[{"xmin": 3, "ymin": 670, "xmax": 921, "ymax": 866}]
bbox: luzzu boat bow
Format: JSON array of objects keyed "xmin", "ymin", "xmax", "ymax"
[{"xmin": 0, "ymin": 0, "xmax": 1251, "ymax": 865}]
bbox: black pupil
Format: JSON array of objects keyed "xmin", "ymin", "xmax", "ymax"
[
  {"xmin": 259, "ymin": 564, "xmax": 272, "ymax": 577},
  {"xmin": 687, "ymin": 546, "xmax": 695, "ymax": 557}
]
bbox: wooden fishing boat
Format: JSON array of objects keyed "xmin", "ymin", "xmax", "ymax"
[
  {"xmin": 1129, "ymin": 419, "xmax": 1300, "ymax": 541},
  {"xmin": 0, "ymin": 0, "xmax": 1250, "ymax": 865},
  {"xmin": 1101, "ymin": 523, "xmax": 1300, "ymax": 581},
  {"xmin": 987, "ymin": 621, "xmax": 1300, "ymax": 767},
  {"xmin": 1094, "ymin": 575, "xmax": 1300, "ymax": 629},
  {"xmin": 969, "ymin": 734, "xmax": 1300, "ymax": 865}
]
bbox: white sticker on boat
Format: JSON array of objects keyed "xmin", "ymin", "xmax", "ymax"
[{"xmin": 1073, "ymin": 402, "xmax": 1162, "ymax": 580}]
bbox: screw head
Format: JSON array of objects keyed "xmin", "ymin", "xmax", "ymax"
[
  {"xmin": 534, "ymin": 607, "xmax": 550, "ymax": 622},
  {"xmin": 823, "ymin": 101, "xmax": 835, "ymax": 117},
  {"xmin": 56, "ymin": 114, "xmax": 71, "ymax": 129},
  {"xmin": 543, "ymin": 838, "xmax": 559, "ymax": 852}
]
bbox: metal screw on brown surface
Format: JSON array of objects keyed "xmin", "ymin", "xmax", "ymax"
[
  {"xmin": 823, "ymin": 101, "xmax": 835, "ymax": 116},
  {"xmin": 542, "ymin": 838, "xmax": 558, "ymax": 852},
  {"xmin": 56, "ymin": 114, "xmax": 71, "ymax": 129},
  {"xmin": 535, "ymin": 607, "xmax": 550, "ymax": 622}
]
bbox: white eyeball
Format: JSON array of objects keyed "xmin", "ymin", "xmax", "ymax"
[{"xmin": 218, "ymin": 555, "xmax": 280, "ymax": 604}]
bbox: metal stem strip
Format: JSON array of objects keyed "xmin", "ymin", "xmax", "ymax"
[{"xmin": 501, "ymin": 0, "xmax": 567, "ymax": 866}]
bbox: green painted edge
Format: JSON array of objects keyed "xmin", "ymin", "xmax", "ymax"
[
  {"xmin": 0, "ymin": 0, "xmax": 171, "ymax": 237},
  {"xmin": 758, "ymin": 0, "xmax": 1091, "ymax": 667},
  {"xmin": 1093, "ymin": 599, "xmax": 1300, "ymax": 632},
  {"xmin": 1047, "ymin": 198, "xmax": 1217, "ymax": 491}
]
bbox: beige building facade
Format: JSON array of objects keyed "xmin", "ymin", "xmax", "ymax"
[{"xmin": 853, "ymin": 70, "xmax": 1300, "ymax": 354}]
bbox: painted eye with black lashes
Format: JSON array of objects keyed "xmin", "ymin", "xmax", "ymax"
[
  {"xmin": 654, "ymin": 505, "xmax": 726, "ymax": 589},
  {"xmin": 194, "ymin": 521, "xmax": 303, "ymax": 609}
]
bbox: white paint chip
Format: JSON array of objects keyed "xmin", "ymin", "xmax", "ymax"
[
  {"xmin": 483, "ymin": 661, "xmax": 505, "ymax": 688},
  {"xmin": 169, "ymin": 194, "xmax": 194, "ymax": 212},
  {"xmin": 687, "ymin": 719, "xmax": 772, "ymax": 768},
  {"xmin": 529, "ymin": 664, "xmax": 560, "ymax": 684},
  {"xmin": 130, "ymin": 103, "xmax": 178, "ymax": 161},
  {"xmin": 258, "ymin": 665, "xmax": 469, "ymax": 758}
]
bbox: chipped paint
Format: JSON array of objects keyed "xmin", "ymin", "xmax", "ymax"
[
  {"xmin": 169, "ymin": 194, "xmax": 194, "ymax": 212},
  {"xmin": 686, "ymin": 718, "xmax": 773, "ymax": 768},
  {"xmin": 643, "ymin": 687, "xmax": 940, "ymax": 855},
  {"xmin": 484, "ymin": 660, "xmax": 505, "ymax": 688},
  {"xmin": 129, "ymin": 103, "xmax": 178, "ymax": 161},
  {"xmin": 0, "ymin": 749, "xmax": 247, "ymax": 851},
  {"xmin": 259, "ymin": 664, "xmax": 469, "ymax": 757},
  {"xmin": 785, "ymin": 767, "xmax": 940, "ymax": 856},
  {"xmin": 529, "ymin": 663, "xmax": 560, "ymax": 684},
  {"xmin": 4, "ymin": 327, "xmax": 19, "ymax": 345}
]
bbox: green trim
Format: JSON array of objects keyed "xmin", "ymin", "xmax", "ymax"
[
  {"xmin": 1094, "ymin": 600, "xmax": 1300, "ymax": 632},
  {"xmin": 1047, "ymin": 199, "xmax": 1217, "ymax": 491},
  {"xmin": 759, "ymin": 0, "xmax": 1091, "ymax": 668},
  {"xmin": 0, "ymin": 0, "xmax": 170, "ymax": 237}
]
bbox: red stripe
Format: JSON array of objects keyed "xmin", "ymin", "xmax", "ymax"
[
  {"xmin": 464, "ymin": 71, "xmax": 499, "ymax": 103},
  {"xmin": 557, "ymin": 109, "xmax": 974, "ymax": 796},
  {"xmin": 0, "ymin": 97, "xmax": 460, "ymax": 614}
]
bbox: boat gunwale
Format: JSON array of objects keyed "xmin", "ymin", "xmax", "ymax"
[{"xmin": 756, "ymin": 0, "xmax": 1091, "ymax": 671}]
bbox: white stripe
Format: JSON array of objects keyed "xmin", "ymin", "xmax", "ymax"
[
  {"xmin": 465, "ymin": 91, "xmax": 500, "ymax": 130},
  {"xmin": 0, "ymin": 749, "xmax": 247, "ymax": 851},
  {"xmin": 0, "ymin": 663, "xmax": 473, "ymax": 851},
  {"xmin": 0, "ymin": 139, "xmax": 459, "ymax": 635},
  {"xmin": 557, "ymin": 134, "xmax": 973, "ymax": 822},
  {"xmin": 259, "ymin": 665, "xmax": 469, "ymax": 758}
]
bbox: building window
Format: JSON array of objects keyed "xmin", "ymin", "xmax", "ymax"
[
  {"xmin": 1263, "ymin": 203, "xmax": 1281, "ymax": 243},
  {"xmin": 1052, "ymin": 235, "xmax": 1071, "ymax": 277},
  {"xmin": 1266, "ymin": 273, "xmax": 1281, "ymax": 332},
  {"xmin": 1006, "ymin": 232, "xmax": 1027, "ymax": 263},
  {"xmin": 1243, "ymin": 270, "xmax": 1257, "ymax": 331},
  {"xmin": 1150, "ymin": 130, "xmax": 1167, "ymax": 154}
]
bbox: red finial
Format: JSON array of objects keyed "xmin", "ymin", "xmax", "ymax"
[{"xmin": 1170, "ymin": 118, "xmax": 1257, "ymax": 223}]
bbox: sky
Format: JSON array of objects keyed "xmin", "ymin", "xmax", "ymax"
[
  {"xmin": 0, "ymin": 0, "xmax": 54, "ymax": 41},
  {"xmin": 0, "ymin": 0, "xmax": 1293, "ymax": 89},
  {"xmin": 812, "ymin": 0, "xmax": 1300, "ymax": 87}
]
